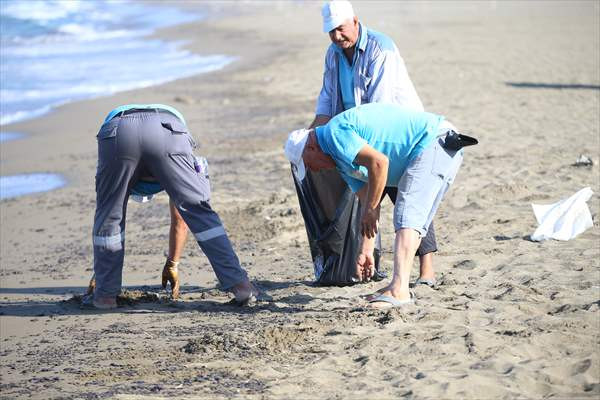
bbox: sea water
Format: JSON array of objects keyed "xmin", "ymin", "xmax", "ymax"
[
  {"xmin": 0, "ymin": 132, "xmax": 24, "ymax": 142},
  {"xmin": 0, "ymin": 173, "xmax": 66, "ymax": 200},
  {"xmin": 0, "ymin": 0, "xmax": 234, "ymax": 126},
  {"xmin": 0, "ymin": 0, "xmax": 233, "ymax": 199}
]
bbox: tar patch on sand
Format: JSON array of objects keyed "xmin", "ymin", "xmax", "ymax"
[{"xmin": 64, "ymin": 289, "xmax": 171, "ymax": 307}]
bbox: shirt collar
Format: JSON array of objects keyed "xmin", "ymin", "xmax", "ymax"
[{"xmin": 356, "ymin": 22, "xmax": 368, "ymax": 52}]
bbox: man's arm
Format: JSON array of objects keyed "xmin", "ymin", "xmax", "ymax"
[
  {"xmin": 162, "ymin": 199, "xmax": 189, "ymax": 299},
  {"xmin": 168, "ymin": 199, "xmax": 189, "ymax": 262},
  {"xmin": 354, "ymin": 144, "xmax": 388, "ymax": 238},
  {"xmin": 352, "ymin": 145, "xmax": 388, "ymax": 281},
  {"xmin": 355, "ymin": 184, "xmax": 379, "ymax": 281}
]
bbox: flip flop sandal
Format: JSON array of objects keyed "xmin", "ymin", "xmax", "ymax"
[
  {"xmin": 414, "ymin": 278, "xmax": 436, "ymax": 288},
  {"xmin": 369, "ymin": 291, "xmax": 415, "ymax": 308},
  {"xmin": 364, "ymin": 288, "xmax": 386, "ymax": 301}
]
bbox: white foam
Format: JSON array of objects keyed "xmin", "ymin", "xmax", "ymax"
[
  {"xmin": 0, "ymin": 107, "xmax": 53, "ymax": 126},
  {"xmin": 1, "ymin": 0, "xmax": 86, "ymax": 22},
  {"xmin": 0, "ymin": 53, "xmax": 235, "ymax": 126},
  {"xmin": 1, "ymin": 0, "xmax": 228, "ymax": 127}
]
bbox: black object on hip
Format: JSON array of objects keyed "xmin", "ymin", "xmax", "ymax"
[{"xmin": 443, "ymin": 131, "xmax": 478, "ymax": 151}]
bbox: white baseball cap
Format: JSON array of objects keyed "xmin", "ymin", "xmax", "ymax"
[
  {"xmin": 284, "ymin": 128, "xmax": 310, "ymax": 181},
  {"xmin": 321, "ymin": 0, "xmax": 355, "ymax": 33}
]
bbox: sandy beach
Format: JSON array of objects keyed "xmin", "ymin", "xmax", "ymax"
[{"xmin": 1, "ymin": 1, "xmax": 599, "ymax": 399}]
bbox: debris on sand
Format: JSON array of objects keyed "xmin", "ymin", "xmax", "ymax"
[
  {"xmin": 64, "ymin": 289, "xmax": 169, "ymax": 307},
  {"xmin": 572, "ymin": 154, "xmax": 593, "ymax": 167}
]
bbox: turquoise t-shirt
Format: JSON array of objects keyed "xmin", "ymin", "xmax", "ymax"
[
  {"xmin": 315, "ymin": 103, "xmax": 443, "ymax": 192},
  {"xmin": 130, "ymin": 180, "xmax": 163, "ymax": 197},
  {"xmin": 338, "ymin": 54, "xmax": 355, "ymax": 111},
  {"xmin": 335, "ymin": 25, "xmax": 366, "ymax": 111},
  {"xmin": 103, "ymin": 103, "xmax": 186, "ymax": 124}
]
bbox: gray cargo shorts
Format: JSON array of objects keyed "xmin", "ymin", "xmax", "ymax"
[{"xmin": 393, "ymin": 121, "xmax": 464, "ymax": 237}]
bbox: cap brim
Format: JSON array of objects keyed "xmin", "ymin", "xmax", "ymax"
[
  {"xmin": 323, "ymin": 19, "xmax": 337, "ymax": 33},
  {"xmin": 323, "ymin": 17, "xmax": 345, "ymax": 33}
]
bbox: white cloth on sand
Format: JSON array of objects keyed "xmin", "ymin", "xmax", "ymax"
[{"xmin": 531, "ymin": 187, "xmax": 594, "ymax": 241}]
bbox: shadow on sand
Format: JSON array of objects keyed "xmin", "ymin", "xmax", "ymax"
[
  {"xmin": 0, "ymin": 280, "xmax": 321, "ymax": 317},
  {"xmin": 505, "ymin": 82, "xmax": 600, "ymax": 90}
]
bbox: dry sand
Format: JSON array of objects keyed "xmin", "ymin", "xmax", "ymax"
[{"xmin": 1, "ymin": 1, "xmax": 599, "ymax": 399}]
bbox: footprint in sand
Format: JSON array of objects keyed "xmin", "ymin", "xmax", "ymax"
[{"xmin": 454, "ymin": 260, "xmax": 477, "ymax": 270}]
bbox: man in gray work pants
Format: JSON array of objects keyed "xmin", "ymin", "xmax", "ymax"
[{"xmin": 88, "ymin": 106, "xmax": 258, "ymax": 309}]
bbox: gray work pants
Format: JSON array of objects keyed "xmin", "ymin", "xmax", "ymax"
[{"xmin": 92, "ymin": 110, "xmax": 247, "ymax": 298}]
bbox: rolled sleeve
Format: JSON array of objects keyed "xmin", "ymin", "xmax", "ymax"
[
  {"xmin": 318, "ymin": 123, "xmax": 368, "ymax": 192},
  {"xmin": 323, "ymin": 123, "xmax": 366, "ymax": 168}
]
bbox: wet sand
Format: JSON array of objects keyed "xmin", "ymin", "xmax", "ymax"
[{"xmin": 1, "ymin": 1, "xmax": 599, "ymax": 399}]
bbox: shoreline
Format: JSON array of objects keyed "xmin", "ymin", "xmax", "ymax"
[{"xmin": 1, "ymin": 1, "xmax": 599, "ymax": 399}]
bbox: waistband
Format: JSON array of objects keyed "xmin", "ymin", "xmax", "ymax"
[{"xmin": 111, "ymin": 108, "xmax": 178, "ymax": 121}]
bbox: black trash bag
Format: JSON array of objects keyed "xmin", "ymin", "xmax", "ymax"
[{"xmin": 292, "ymin": 167, "xmax": 385, "ymax": 286}]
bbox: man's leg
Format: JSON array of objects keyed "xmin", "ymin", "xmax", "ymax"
[
  {"xmin": 370, "ymin": 228, "xmax": 421, "ymax": 307},
  {"xmin": 385, "ymin": 187, "xmax": 437, "ymax": 282},
  {"xmin": 91, "ymin": 119, "xmax": 140, "ymax": 307},
  {"xmin": 144, "ymin": 113, "xmax": 257, "ymax": 301},
  {"xmin": 370, "ymin": 135, "xmax": 462, "ymax": 306},
  {"xmin": 418, "ymin": 253, "xmax": 434, "ymax": 280},
  {"xmin": 168, "ymin": 197, "xmax": 256, "ymax": 302},
  {"xmin": 181, "ymin": 201, "xmax": 254, "ymax": 297},
  {"xmin": 416, "ymin": 222, "xmax": 437, "ymax": 281},
  {"xmin": 92, "ymin": 179, "xmax": 131, "ymax": 307}
]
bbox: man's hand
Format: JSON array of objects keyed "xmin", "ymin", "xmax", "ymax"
[
  {"xmin": 161, "ymin": 259, "xmax": 180, "ymax": 299},
  {"xmin": 356, "ymin": 252, "xmax": 375, "ymax": 282},
  {"xmin": 361, "ymin": 207, "xmax": 379, "ymax": 239}
]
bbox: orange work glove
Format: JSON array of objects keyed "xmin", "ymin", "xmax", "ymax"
[{"xmin": 161, "ymin": 259, "xmax": 180, "ymax": 299}]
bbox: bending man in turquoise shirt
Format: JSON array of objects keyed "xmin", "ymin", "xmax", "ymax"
[{"xmin": 286, "ymin": 104, "xmax": 466, "ymax": 307}]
